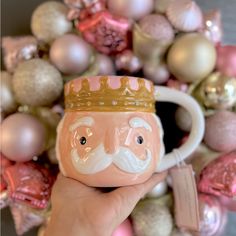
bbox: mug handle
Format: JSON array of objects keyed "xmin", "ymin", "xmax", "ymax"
[{"xmin": 154, "ymin": 86, "xmax": 205, "ymax": 172}]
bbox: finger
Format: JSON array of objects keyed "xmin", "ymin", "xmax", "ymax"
[{"xmin": 106, "ymin": 172, "xmax": 167, "ymax": 219}]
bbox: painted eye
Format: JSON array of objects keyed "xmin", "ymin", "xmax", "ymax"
[
  {"xmin": 80, "ymin": 137, "xmax": 87, "ymax": 145},
  {"xmin": 136, "ymin": 136, "xmax": 144, "ymax": 144}
]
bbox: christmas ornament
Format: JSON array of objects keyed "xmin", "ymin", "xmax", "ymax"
[
  {"xmin": 0, "ymin": 113, "xmax": 46, "ymax": 162},
  {"xmin": 166, "ymin": 0, "xmax": 203, "ymax": 32},
  {"xmin": 146, "ymin": 181, "xmax": 168, "ymax": 198},
  {"xmin": 197, "ymin": 194, "xmax": 227, "ymax": 236},
  {"xmin": 77, "ymin": 11, "xmax": 131, "ymax": 55},
  {"xmin": 139, "ymin": 14, "xmax": 174, "ymax": 43},
  {"xmin": 50, "ymin": 34, "xmax": 93, "ymax": 75},
  {"xmin": 167, "ymin": 33, "xmax": 216, "ymax": 83},
  {"xmin": 175, "ymin": 107, "xmax": 192, "ymax": 132},
  {"xmin": 166, "ymin": 79, "xmax": 188, "ymax": 92},
  {"xmin": 65, "ymin": 0, "xmax": 106, "ymax": 21},
  {"xmin": 13, "ymin": 59, "xmax": 63, "ymax": 106},
  {"xmin": 0, "ymin": 71, "xmax": 17, "ymax": 114},
  {"xmin": 96, "ymin": 54, "xmax": 115, "ymax": 75},
  {"xmin": 198, "ymin": 150, "xmax": 236, "ymax": 198},
  {"xmin": 219, "ymin": 195, "xmax": 236, "ymax": 212},
  {"xmin": 216, "ymin": 45, "xmax": 236, "ymax": 77},
  {"xmin": 31, "ymin": 1, "xmax": 72, "ymax": 43},
  {"xmin": 115, "ymin": 50, "xmax": 143, "ymax": 74},
  {"xmin": 112, "ymin": 219, "xmax": 134, "ymax": 236},
  {"xmin": 204, "ymin": 111, "xmax": 236, "ymax": 152},
  {"xmin": 2, "ymin": 36, "xmax": 38, "ymax": 73},
  {"xmin": 154, "ymin": 0, "xmax": 173, "ymax": 14},
  {"xmin": 192, "ymin": 72, "xmax": 236, "ymax": 110},
  {"xmin": 107, "ymin": 0, "xmax": 154, "ymax": 20},
  {"xmin": 131, "ymin": 198, "xmax": 173, "ymax": 236},
  {"xmin": 3, "ymin": 162, "xmax": 55, "ymax": 209},
  {"xmin": 10, "ymin": 201, "xmax": 47, "ymax": 236},
  {"xmin": 143, "ymin": 62, "xmax": 170, "ymax": 84},
  {"xmin": 201, "ymin": 10, "xmax": 223, "ymax": 45}
]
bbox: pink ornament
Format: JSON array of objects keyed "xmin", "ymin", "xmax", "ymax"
[
  {"xmin": 112, "ymin": 219, "xmax": 134, "ymax": 236},
  {"xmin": 219, "ymin": 195, "xmax": 236, "ymax": 212},
  {"xmin": 201, "ymin": 10, "xmax": 223, "ymax": 45},
  {"xmin": 2, "ymin": 36, "xmax": 38, "ymax": 73},
  {"xmin": 115, "ymin": 50, "xmax": 143, "ymax": 73},
  {"xmin": 166, "ymin": 0, "xmax": 203, "ymax": 32},
  {"xmin": 3, "ymin": 162, "xmax": 55, "ymax": 209},
  {"xmin": 198, "ymin": 194, "xmax": 227, "ymax": 236},
  {"xmin": 96, "ymin": 54, "xmax": 116, "ymax": 75},
  {"xmin": 10, "ymin": 201, "xmax": 46, "ymax": 236},
  {"xmin": 216, "ymin": 45, "xmax": 236, "ymax": 77},
  {"xmin": 166, "ymin": 79, "xmax": 188, "ymax": 92},
  {"xmin": 64, "ymin": 0, "xmax": 106, "ymax": 20},
  {"xmin": 77, "ymin": 11, "xmax": 131, "ymax": 54},
  {"xmin": 198, "ymin": 150, "xmax": 236, "ymax": 198}
]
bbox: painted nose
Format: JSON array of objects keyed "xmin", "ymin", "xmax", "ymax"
[{"xmin": 104, "ymin": 128, "xmax": 119, "ymax": 154}]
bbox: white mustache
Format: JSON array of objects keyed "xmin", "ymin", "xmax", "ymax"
[{"xmin": 71, "ymin": 144, "xmax": 152, "ymax": 175}]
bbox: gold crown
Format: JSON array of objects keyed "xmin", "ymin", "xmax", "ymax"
[{"xmin": 65, "ymin": 76, "xmax": 155, "ymax": 112}]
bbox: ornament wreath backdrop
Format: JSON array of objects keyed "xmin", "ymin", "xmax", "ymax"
[{"xmin": 1, "ymin": 0, "xmax": 236, "ymax": 235}]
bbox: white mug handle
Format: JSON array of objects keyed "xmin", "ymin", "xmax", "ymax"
[{"xmin": 155, "ymin": 86, "xmax": 205, "ymax": 172}]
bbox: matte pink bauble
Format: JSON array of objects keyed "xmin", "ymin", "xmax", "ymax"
[
  {"xmin": 216, "ymin": 45, "xmax": 236, "ymax": 77},
  {"xmin": 107, "ymin": 0, "xmax": 154, "ymax": 20},
  {"xmin": 96, "ymin": 54, "xmax": 115, "ymax": 75},
  {"xmin": 204, "ymin": 111, "xmax": 236, "ymax": 152},
  {"xmin": 112, "ymin": 219, "xmax": 134, "ymax": 236},
  {"xmin": 0, "ymin": 113, "xmax": 46, "ymax": 162},
  {"xmin": 197, "ymin": 194, "xmax": 227, "ymax": 236},
  {"xmin": 50, "ymin": 34, "xmax": 93, "ymax": 74}
]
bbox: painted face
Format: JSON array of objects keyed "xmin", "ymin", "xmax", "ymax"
[{"xmin": 57, "ymin": 112, "xmax": 164, "ymax": 187}]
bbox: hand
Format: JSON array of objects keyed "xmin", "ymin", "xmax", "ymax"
[{"xmin": 45, "ymin": 172, "xmax": 167, "ymax": 236}]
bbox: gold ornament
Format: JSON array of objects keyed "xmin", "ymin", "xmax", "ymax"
[
  {"xmin": 65, "ymin": 76, "xmax": 155, "ymax": 112},
  {"xmin": 13, "ymin": 59, "xmax": 63, "ymax": 106},
  {"xmin": 167, "ymin": 33, "xmax": 216, "ymax": 83},
  {"xmin": 31, "ymin": 1, "xmax": 72, "ymax": 43},
  {"xmin": 192, "ymin": 72, "xmax": 236, "ymax": 110}
]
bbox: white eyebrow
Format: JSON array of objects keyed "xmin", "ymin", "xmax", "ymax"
[
  {"xmin": 69, "ymin": 117, "xmax": 94, "ymax": 132},
  {"xmin": 129, "ymin": 117, "xmax": 152, "ymax": 132}
]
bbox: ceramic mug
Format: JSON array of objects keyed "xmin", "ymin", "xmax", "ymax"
[{"xmin": 56, "ymin": 76, "xmax": 204, "ymax": 187}]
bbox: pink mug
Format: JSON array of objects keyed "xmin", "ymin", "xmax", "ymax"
[{"xmin": 56, "ymin": 76, "xmax": 204, "ymax": 187}]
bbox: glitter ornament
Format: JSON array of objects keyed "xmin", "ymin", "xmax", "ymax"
[
  {"xmin": 216, "ymin": 45, "xmax": 236, "ymax": 77},
  {"xmin": 201, "ymin": 10, "xmax": 223, "ymax": 45},
  {"xmin": 0, "ymin": 113, "xmax": 46, "ymax": 162},
  {"xmin": 175, "ymin": 107, "xmax": 192, "ymax": 132},
  {"xmin": 115, "ymin": 50, "xmax": 143, "ymax": 74},
  {"xmin": 0, "ymin": 71, "xmax": 17, "ymax": 114},
  {"xmin": 78, "ymin": 11, "xmax": 131, "ymax": 55},
  {"xmin": 139, "ymin": 14, "xmax": 174, "ymax": 43},
  {"xmin": 131, "ymin": 198, "xmax": 173, "ymax": 236},
  {"xmin": 166, "ymin": 0, "xmax": 203, "ymax": 32},
  {"xmin": 13, "ymin": 59, "xmax": 63, "ymax": 106},
  {"xmin": 204, "ymin": 111, "xmax": 236, "ymax": 152},
  {"xmin": 107, "ymin": 0, "xmax": 154, "ymax": 20},
  {"xmin": 31, "ymin": 1, "xmax": 72, "ymax": 43},
  {"xmin": 197, "ymin": 194, "xmax": 227, "ymax": 236},
  {"xmin": 192, "ymin": 72, "xmax": 236, "ymax": 110},
  {"xmin": 50, "ymin": 34, "xmax": 93, "ymax": 75},
  {"xmin": 198, "ymin": 150, "xmax": 236, "ymax": 198},
  {"xmin": 167, "ymin": 33, "xmax": 216, "ymax": 83},
  {"xmin": 143, "ymin": 62, "xmax": 170, "ymax": 84},
  {"xmin": 2, "ymin": 36, "xmax": 38, "ymax": 73}
]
